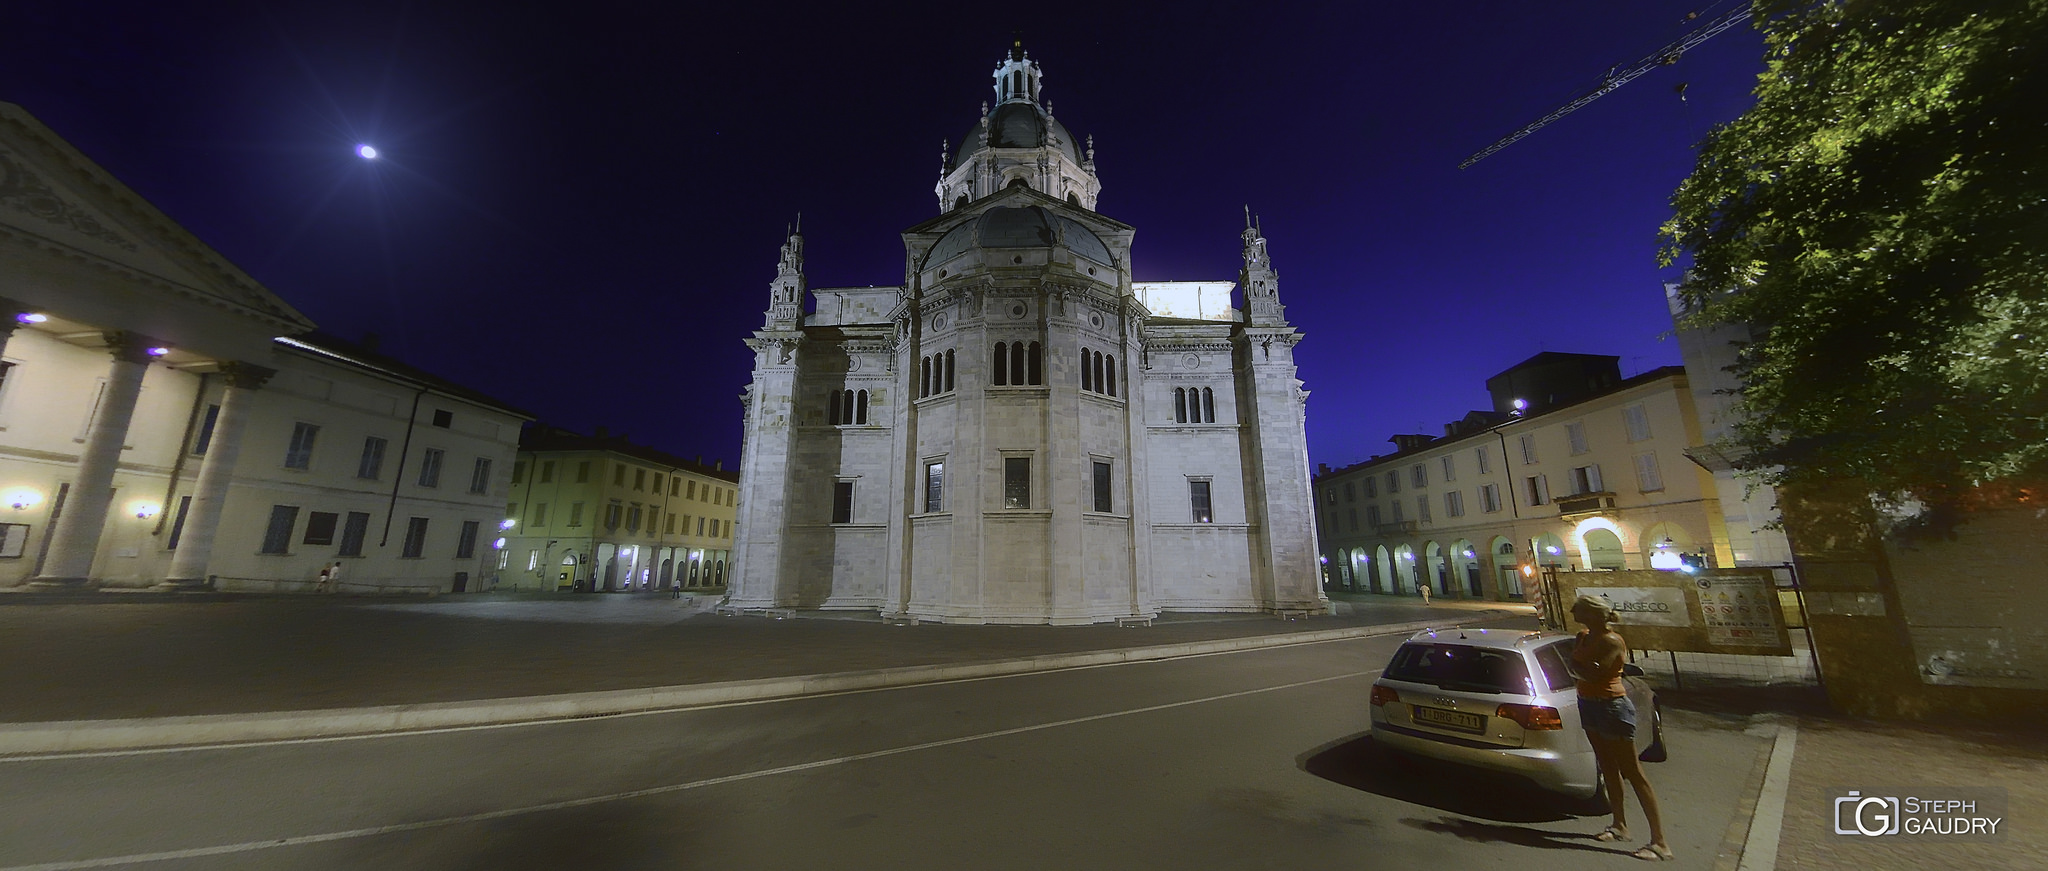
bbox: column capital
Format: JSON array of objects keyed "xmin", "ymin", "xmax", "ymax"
[
  {"xmin": 103, "ymin": 331, "xmax": 165, "ymax": 365},
  {"xmin": 219, "ymin": 361, "xmax": 278, "ymax": 390}
]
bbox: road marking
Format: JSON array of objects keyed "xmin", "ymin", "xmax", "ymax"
[
  {"xmin": 0, "ymin": 669, "xmax": 1379, "ymax": 870},
  {"xmin": 3, "ymin": 634, "xmax": 1399, "ymax": 763},
  {"xmin": 1737, "ymin": 719, "xmax": 1798, "ymax": 871}
]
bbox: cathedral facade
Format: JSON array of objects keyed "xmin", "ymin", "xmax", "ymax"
[{"xmin": 727, "ymin": 45, "xmax": 1321, "ymax": 624}]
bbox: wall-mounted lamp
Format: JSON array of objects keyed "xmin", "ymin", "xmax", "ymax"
[
  {"xmin": 14, "ymin": 313, "xmax": 47, "ymax": 325},
  {"xmin": 146, "ymin": 347, "xmax": 170, "ymax": 357},
  {"xmin": 1461, "ymin": 549, "xmax": 1476, "ymax": 558},
  {"xmin": 132, "ymin": 501, "xmax": 161, "ymax": 519},
  {"xmin": 499, "ymin": 518, "xmax": 517, "ymax": 530},
  {"xmin": 6, "ymin": 489, "xmax": 40, "ymax": 510},
  {"xmin": 1544, "ymin": 545, "xmax": 1562, "ymax": 555},
  {"xmin": 492, "ymin": 537, "xmax": 507, "ymax": 550}
]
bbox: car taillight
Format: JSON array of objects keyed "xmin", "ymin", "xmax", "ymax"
[
  {"xmin": 1496, "ymin": 703, "xmax": 1564, "ymax": 730},
  {"xmin": 1370, "ymin": 684, "xmax": 1400, "ymax": 707}
]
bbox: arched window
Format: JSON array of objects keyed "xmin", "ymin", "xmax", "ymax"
[
  {"xmin": 1092, "ymin": 351, "xmax": 1105, "ymax": 393},
  {"xmin": 954, "ymin": 194, "xmax": 969, "ymax": 211},
  {"xmin": 1174, "ymin": 388, "xmax": 1188, "ymax": 423},
  {"xmin": 1068, "ymin": 193, "xmax": 1081, "ymax": 206},
  {"xmin": 920, "ymin": 357, "xmax": 932, "ymax": 398},
  {"xmin": 1012, "ymin": 70, "xmax": 1023, "ymax": 97},
  {"xmin": 843, "ymin": 390, "xmax": 856, "ymax": 423},
  {"xmin": 944, "ymin": 349, "xmax": 955, "ymax": 392},
  {"xmin": 1011, "ymin": 342, "xmax": 1026, "ymax": 384},
  {"xmin": 1008, "ymin": 177, "xmax": 1030, "ymax": 190},
  {"xmin": 1080, "ymin": 346, "xmax": 1093, "ymax": 392},
  {"xmin": 1028, "ymin": 342, "xmax": 1042, "ymax": 385},
  {"xmin": 993, "ymin": 342, "xmax": 1009, "ymax": 386},
  {"xmin": 855, "ymin": 389, "xmax": 869, "ymax": 424},
  {"xmin": 1202, "ymin": 387, "xmax": 1216, "ymax": 423},
  {"xmin": 1105, "ymin": 355, "xmax": 1116, "ymax": 396}
]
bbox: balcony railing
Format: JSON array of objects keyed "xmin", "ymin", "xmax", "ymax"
[{"xmin": 1554, "ymin": 491, "xmax": 1617, "ymax": 518}]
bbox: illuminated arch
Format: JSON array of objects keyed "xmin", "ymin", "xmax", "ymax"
[{"xmin": 1572, "ymin": 516, "xmax": 1626, "ymax": 570}]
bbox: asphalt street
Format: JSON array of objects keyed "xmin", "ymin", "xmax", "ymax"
[{"xmin": 0, "ymin": 630, "xmax": 1769, "ymax": 870}]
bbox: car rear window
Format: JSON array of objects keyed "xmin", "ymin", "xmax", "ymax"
[
  {"xmin": 1531, "ymin": 642, "xmax": 1577, "ymax": 693},
  {"xmin": 1383, "ymin": 643, "xmax": 1535, "ymax": 695}
]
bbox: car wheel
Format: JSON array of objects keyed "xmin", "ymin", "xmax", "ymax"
[{"xmin": 1637, "ymin": 702, "xmax": 1667, "ymax": 764}]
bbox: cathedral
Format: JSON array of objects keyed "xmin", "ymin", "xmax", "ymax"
[{"xmin": 727, "ymin": 44, "xmax": 1321, "ymax": 624}]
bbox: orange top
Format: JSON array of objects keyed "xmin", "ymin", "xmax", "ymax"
[{"xmin": 1572, "ymin": 631, "xmax": 1627, "ymax": 699}]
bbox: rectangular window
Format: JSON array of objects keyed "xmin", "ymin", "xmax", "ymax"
[
  {"xmin": 1519, "ymin": 433, "xmax": 1539, "ymax": 465},
  {"xmin": 532, "ymin": 503, "xmax": 548, "ymax": 527},
  {"xmin": 924, "ymin": 461, "xmax": 945, "ymax": 513},
  {"xmin": 1346, "ymin": 507, "xmax": 1358, "ymax": 531},
  {"xmin": 1189, "ymin": 480, "xmax": 1213, "ymax": 523},
  {"xmin": 1003, "ymin": 457, "xmax": 1031, "ymax": 509},
  {"xmin": 469, "ymin": 458, "xmax": 493, "ymax": 494},
  {"xmin": 1390, "ymin": 500, "xmax": 1405, "ymax": 523},
  {"xmin": 1475, "ymin": 445, "xmax": 1492, "ymax": 475},
  {"xmin": 261, "ymin": 505, "xmax": 299, "ymax": 554},
  {"xmin": 1569, "ymin": 464, "xmax": 1604, "ymax": 494},
  {"xmin": 1410, "ymin": 464, "xmax": 1427, "ymax": 488},
  {"xmin": 303, "ymin": 511, "xmax": 339, "ymax": 546},
  {"xmin": 1634, "ymin": 453, "xmax": 1664, "ymax": 492},
  {"xmin": 568, "ymin": 502, "xmax": 585, "ymax": 527},
  {"xmin": 512, "ymin": 462, "xmax": 527, "ymax": 485},
  {"xmin": 832, "ymin": 480, "xmax": 854, "ymax": 524},
  {"xmin": 358, "ymin": 437, "xmax": 387, "ymax": 480},
  {"xmin": 166, "ymin": 496, "xmax": 193, "ymax": 549},
  {"xmin": 1326, "ymin": 489, "xmax": 1337, "ymax": 505},
  {"xmin": 1092, "ymin": 461, "xmax": 1113, "ymax": 513},
  {"xmin": 1440, "ymin": 456, "xmax": 1456, "ymax": 482},
  {"xmin": 1366, "ymin": 505, "xmax": 1382, "ymax": 527},
  {"xmin": 1525, "ymin": 474, "xmax": 1550, "ymax": 506},
  {"xmin": 506, "ymin": 501, "xmax": 518, "ymax": 519},
  {"xmin": 431, "ymin": 409, "xmax": 453, "ymax": 428},
  {"xmin": 697, "ymin": 516, "xmax": 706, "ymax": 536},
  {"xmin": 401, "ymin": 517, "xmax": 430, "ymax": 558},
  {"xmin": 1623, "ymin": 404, "xmax": 1653, "ymax": 442},
  {"xmin": 634, "ymin": 469, "xmax": 646, "ymax": 491},
  {"xmin": 1479, "ymin": 483, "xmax": 1502, "ymax": 513},
  {"xmin": 605, "ymin": 502, "xmax": 622, "ymax": 530},
  {"xmin": 652, "ymin": 473, "xmax": 664, "ymax": 495},
  {"xmin": 1385, "ymin": 471, "xmax": 1401, "ymax": 494},
  {"xmin": 664, "ymin": 512, "xmax": 676, "ymax": 534},
  {"xmin": 613, "ymin": 465, "xmax": 625, "ymax": 486},
  {"xmin": 687, "ymin": 481, "xmax": 697, "ymax": 499},
  {"xmin": 284, "ymin": 423, "xmax": 319, "ymax": 470},
  {"xmin": 1416, "ymin": 494, "xmax": 1432, "ymax": 523},
  {"xmin": 1566, "ymin": 422, "xmax": 1590, "ymax": 455},
  {"xmin": 1363, "ymin": 477, "xmax": 1377, "ymax": 498},
  {"xmin": 1342, "ymin": 482, "xmax": 1355, "ymax": 502},
  {"xmin": 540, "ymin": 461, "xmax": 555, "ymax": 483},
  {"xmin": 339, "ymin": 512, "xmax": 370, "ymax": 556},
  {"xmin": 193, "ymin": 404, "xmax": 220, "ymax": 455},
  {"xmin": 527, "ymin": 550, "xmax": 539, "ymax": 572},
  {"xmin": 1445, "ymin": 490, "xmax": 1465, "ymax": 518},
  {"xmin": 670, "ymin": 478, "xmax": 680, "ymax": 497},
  {"xmin": 418, "ymin": 448, "xmax": 444, "ymax": 488},
  {"xmin": 576, "ymin": 461, "xmax": 591, "ymax": 483},
  {"xmin": 681, "ymin": 514, "xmax": 693, "ymax": 535},
  {"xmin": 456, "ymin": 520, "xmax": 480, "ymax": 559}
]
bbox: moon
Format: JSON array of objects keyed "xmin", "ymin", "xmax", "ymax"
[{"xmin": 356, "ymin": 144, "xmax": 378, "ymax": 159}]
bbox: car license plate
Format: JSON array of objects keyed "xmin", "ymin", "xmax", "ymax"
[{"xmin": 1413, "ymin": 706, "xmax": 1486, "ymax": 734}]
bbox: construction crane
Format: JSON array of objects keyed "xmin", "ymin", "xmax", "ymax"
[{"xmin": 1458, "ymin": 4, "xmax": 1754, "ymax": 169}]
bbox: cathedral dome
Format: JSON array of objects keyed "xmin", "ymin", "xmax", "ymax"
[
  {"xmin": 924, "ymin": 206, "xmax": 1114, "ymax": 270},
  {"xmin": 954, "ymin": 104, "xmax": 1082, "ymax": 170}
]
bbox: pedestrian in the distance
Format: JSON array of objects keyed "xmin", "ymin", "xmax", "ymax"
[
  {"xmin": 1417, "ymin": 580, "xmax": 1431, "ymax": 605},
  {"xmin": 313, "ymin": 564, "xmax": 332, "ymax": 594},
  {"xmin": 325, "ymin": 561, "xmax": 343, "ymax": 594},
  {"xmin": 1570, "ymin": 594, "xmax": 1673, "ymax": 861}
]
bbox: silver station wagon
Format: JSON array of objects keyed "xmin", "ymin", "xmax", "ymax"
[{"xmin": 1368, "ymin": 628, "xmax": 1663, "ymax": 798}]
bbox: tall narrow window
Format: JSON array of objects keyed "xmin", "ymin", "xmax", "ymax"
[
  {"xmin": 1003, "ymin": 457, "xmax": 1031, "ymax": 509},
  {"xmin": 358, "ymin": 437, "xmax": 388, "ymax": 480},
  {"xmin": 1566, "ymin": 422, "xmax": 1590, "ymax": 455},
  {"xmin": 944, "ymin": 349, "xmax": 955, "ymax": 392},
  {"xmin": 993, "ymin": 343, "xmax": 1009, "ymax": 386},
  {"xmin": 1519, "ymin": 434, "xmax": 1539, "ymax": 465},
  {"xmin": 1202, "ymin": 387, "xmax": 1215, "ymax": 423},
  {"xmin": 1092, "ymin": 461, "xmax": 1112, "ymax": 513},
  {"xmin": 401, "ymin": 517, "xmax": 430, "ymax": 558},
  {"xmin": 1189, "ymin": 480, "xmax": 1213, "ymax": 523},
  {"xmin": 1174, "ymin": 388, "xmax": 1188, "ymax": 423},
  {"xmin": 1411, "ymin": 464, "xmax": 1427, "ymax": 488},
  {"xmin": 576, "ymin": 461, "xmax": 591, "ymax": 483},
  {"xmin": 1027, "ymin": 342, "xmax": 1042, "ymax": 385},
  {"xmin": 512, "ymin": 462, "xmax": 527, "ymax": 485},
  {"xmin": 284, "ymin": 423, "xmax": 319, "ymax": 470},
  {"xmin": 920, "ymin": 358, "xmax": 932, "ymax": 398},
  {"xmin": 1081, "ymin": 347, "xmax": 1093, "ymax": 392},
  {"xmin": 1525, "ymin": 474, "xmax": 1550, "ymax": 506},
  {"xmin": 261, "ymin": 505, "xmax": 299, "ymax": 554},
  {"xmin": 192, "ymin": 404, "xmax": 220, "ymax": 455},
  {"xmin": 1011, "ymin": 342, "xmax": 1026, "ymax": 384},
  {"xmin": 166, "ymin": 496, "xmax": 193, "ymax": 549},
  {"xmin": 470, "ymin": 458, "xmax": 493, "ymax": 494},
  {"xmin": 629, "ymin": 504, "xmax": 644, "ymax": 531},
  {"xmin": 568, "ymin": 502, "xmax": 585, "ymax": 527},
  {"xmin": 1417, "ymin": 494, "xmax": 1432, "ymax": 523},
  {"xmin": 532, "ymin": 503, "xmax": 549, "ymax": 527},
  {"xmin": 1446, "ymin": 490, "xmax": 1465, "ymax": 517},
  {"xmin": 855, "ymin": 390, "xmax": 868, "ymax": 423},
  {"xmin": 540, "ymin": 461, "xmax": 555, "ymax": 483},
  {"xmin": 924, "ymin": 462, "xmax": 944, "ymax": 512},
  {"xmin": 1634, "ymin": 453, "xmax": 1664, "ymax": 492},
  {"xmin": 832, "ymin": 480, "xmax": 854, "ymax": 524},
  {"xmin": 1569, "ymin": 464, "xmax": 1604, "ymax": 494},
  {"xmin": 1475, "ymin": 445, "xmax": 1492, "ymax": 475},
  {"xmin": 1441, "ymin": 456, "xmax": 1457, "ymax": 482},
  {"xmin": 418, "ymin": 448, "xmax": 445, "ymax": 488},
  {"xmin": 1105, "ymin": 355, "xmax": 1116, "ymax": 396},
  {"xmin": 1623, "ymin": 404, "xmax": 1653, "ymax": 442},
  {"xmin": 1479, "ymin": 483, "xmax": 1502, "ymax": 513},
  {"xmin": 338, "ymin": 512, "xmax": 370, "ymax": 556},
  {"xmin": 456, "ymin": 520, "xmax": 480, "ymax": 559}
]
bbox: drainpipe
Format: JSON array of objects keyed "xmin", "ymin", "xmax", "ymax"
[{"xmin": 380, "ymin": 386, "xmax": 431, "ymax": 547}]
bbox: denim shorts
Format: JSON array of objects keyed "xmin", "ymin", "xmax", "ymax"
[{"xmin": 1578, "ymin": 696, "xmax": 1637, "ymax": 741}]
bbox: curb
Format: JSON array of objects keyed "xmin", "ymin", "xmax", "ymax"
[{"xmin": 0, "ymin": 611, "xmax": 1519, "ymax": 756}]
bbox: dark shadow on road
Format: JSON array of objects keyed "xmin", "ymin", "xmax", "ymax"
[
  {"xmin": 1297, "ymin": 731, "xmax": 1596, "ymax": 824},
  {"xmin": 1400, "ymin": 815, "xmax": 1642, "ymax": 856}
]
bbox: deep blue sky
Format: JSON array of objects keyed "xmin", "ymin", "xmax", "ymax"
[{"xmin": 4, "ymin": 1, "xmax": 1764, "ymax": 470}]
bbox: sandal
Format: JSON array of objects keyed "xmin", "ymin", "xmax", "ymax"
[
  {"xmin": 1594, "ymin": 826, "xmax": 1629, "ymax": 842},
  {"xmin": 1632, "ymin": 844, "xmax": 1675, "ymax": 861}
]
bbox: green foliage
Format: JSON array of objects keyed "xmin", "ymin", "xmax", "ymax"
[{"xmin": 1662, "ymin": 0, "xmax": 2048, "ymax": 515}]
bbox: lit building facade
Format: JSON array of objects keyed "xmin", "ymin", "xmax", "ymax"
[
  {"xmin": 1313, "ymin": 354, "xmax": 1733, "ymax": 600},
  {"xmin": 0, "ymin": 101, "xmax": 527, "ymax": 593},
  {"xmin": 500, "ymin": 425, "xmax": 739, "ymax": 592},
  {"xmin": 728, "ymin": 44, "xmax": 1322, "ymax": 624}
]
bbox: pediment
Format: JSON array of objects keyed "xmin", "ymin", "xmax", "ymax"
[{"xmin": 0, "ymin": 103, "xmax": 313, "ymax": 333}]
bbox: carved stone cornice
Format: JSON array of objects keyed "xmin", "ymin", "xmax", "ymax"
[
  {"xmin": 219, "ymin": 361, "xmax": 278, "ymax": 390},
  {"xmin": 102, "ymin": 331, "xmax": 163, "ymax": 364}
]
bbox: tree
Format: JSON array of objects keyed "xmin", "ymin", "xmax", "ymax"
[{"xmin": 1661, "ymin": 0, "xmax": 2048, "ymax": 525}]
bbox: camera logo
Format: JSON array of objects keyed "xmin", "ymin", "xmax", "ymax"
[{"xmin": 1834, "ymin": 791, "xmax": 1901, "ymax": 837}]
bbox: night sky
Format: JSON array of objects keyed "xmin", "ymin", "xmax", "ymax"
[{"xmin": 5, "ymin": 1, "xmax": 1764, "ymax": 471}]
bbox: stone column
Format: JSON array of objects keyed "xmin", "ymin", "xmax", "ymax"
[
  {"xmin": 30, "ymin": 333, "xmax": 160, "ymax": 590},
  {"xmin": 161, "ymin": 362, "xmax": 276, "ymax": 590}
]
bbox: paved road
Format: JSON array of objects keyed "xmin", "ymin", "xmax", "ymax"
[{"xmin": 0, "ymin": 631, "xmax": 1766, "ymax": 870}]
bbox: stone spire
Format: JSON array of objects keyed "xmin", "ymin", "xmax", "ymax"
[
  {"xmin": 765, "ymin": 217, "xmax": 804, "ymax": 329},
  {"xmin": 1240, "ymin": 207, "xmax": 1286, "ymax": 325}
]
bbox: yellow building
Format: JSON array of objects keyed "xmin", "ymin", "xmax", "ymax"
[
  {"xmin": 499, "ymin": 425, "xmax": 738, "ymax": 592},
  {"xmin": 1313, "ymin": 354, "xmax": 1731, "ymax": 601}
]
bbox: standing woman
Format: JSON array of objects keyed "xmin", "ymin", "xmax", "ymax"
[{"xmin": 1570, "ymin": 594, "xmax": 1673, "ymax": 861}]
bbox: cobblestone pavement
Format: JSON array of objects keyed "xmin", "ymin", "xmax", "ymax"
[{"xmin": 0, "ymin": 592, "xmax": 1523, "ymax": 722}]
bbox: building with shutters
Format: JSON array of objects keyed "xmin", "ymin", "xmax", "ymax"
[{"xmin": 727, "ymin": 43, "xmax": 1321, "ymax": 624}]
